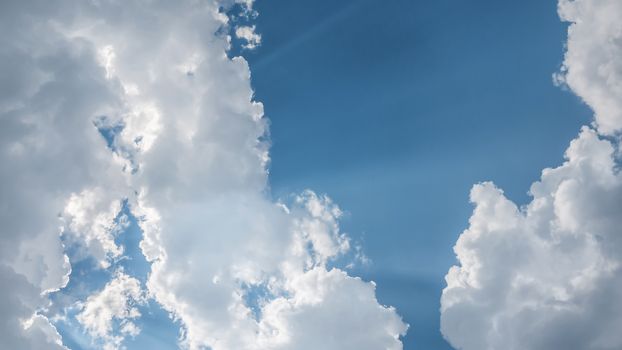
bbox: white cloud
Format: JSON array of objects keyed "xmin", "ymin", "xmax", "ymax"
[
  {"xmin": 62, "ymin": 188, "xmax": 125, "ymax": 269},
  {"xmin": 0, "ymin": 1, "xmax": 131, "ymax": 347},
  {"xmin": 76, "ymin": 271, "xmax": 146, "ymax": 350},
  {"xmin": 139, "ymin": 189, "xmax": 407, "ymax": 350},
  {"xmin": 1, "ymin": 0, "xmax": 406, "ymax": 349},
  {"xmin": 236, "ymin": 25, "xmax": 262, "ymax": 50},
  {"xmin": 441, "ymin": 1, "xmax": 622, "ymax": 349},
  {"xmin": 258, "ymin": 267, "xmax": 408, "ymax": 350},
  {"xmin": 556, "ymin": 0, "xmax": 622, "ymax": 135},
  {"xmin": 84, "ymin": 1, "xmax": 407, "ymax": 348},
  {"xmin": 442, "ymin": 128, "xmax": 622, "ymax": 350}
]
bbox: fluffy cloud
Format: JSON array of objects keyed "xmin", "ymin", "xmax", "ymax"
[
  {"xmin": 442, "ymin": 128, "xmax": 622, "ymax": 350},
  {"xmin": 140, "ymin": 191, "xmax": 406, "ymax": 350},
  {"xmin": 556, "ymin": 0, "xmax": 622, "ymax": 135},
  {"xmin": 236, "ymin": 25, "xmax": 262, "ymax": 50},
  {"xmin": 93, "ymin": 1, "xmax": 406, "ymax": 348},
  {"xmin": 1, "ymin": 0, "xmax": 407, "ymax": 349},
  {"xmin": 441, "ymin": 1, "xmax": 622, "ymax": 349},
  {"xmin": 0, "ymin": 1, "xmax": 130, "ymax": 347},
  {"xmin": 258, "ymin": 267, "xmax": 407, "ymax": 350},
  {"xmin": 62, "ymin": 189, "xmax": 126, "ymax": 268},
  {"xmin": 76, "ymin": 271, "xmax": 145, "ymax": 350}
]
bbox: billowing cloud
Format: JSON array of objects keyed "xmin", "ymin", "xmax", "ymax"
[
  {"xmin": 1, "ymin": 0, "xmax": 406, "ymax": 349},
  {"xmin": 442, "ymin": 128, "xmax": 622, "ymax": 349},
  {"xmin": 0, "ymin": 0, "xmax": 130, "ymax": 347},
  {"xmin": 257, "ymin": 267, "xmax": 407, "ymax": 350},
  {"xmin": 139, "ymin": 191, "xmax": 406, "ymax": 350},
  {"xmin": 76, "ymin": 271, "xmax": 145, "ymax": 350},
  {"xmin": 63, "ymin": 189, "xmax": 126, "ymax": 269},
  {"xmin": 555, "ymin": 0, "xmax": 622, "ymax": 135},
  {"xmin": 93, "ymin": 0, "xmax": 405, "ymax": 348},
  {"xmin": 441, "ymin": 1, "xmax": 622, "ymax": 349}
]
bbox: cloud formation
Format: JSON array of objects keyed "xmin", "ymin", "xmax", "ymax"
[
  {"xmin": 236, "ymin": 25, "xmax": 262, "ymax": 50},
  {"xmin": 76, "ymin": 271, "xmax": 145, "ymax": 350},
  {"xmin": 0, "ymin": 1, "xmax": 130, "ymax": 347},
  {"xmin": 556, "ymin": 0, "xmax": 622, "ymax": 135},
  {"xmin": 0, "ymin": 1, "xmax": 406, "ymax": 349},
  {"xmin": 114, "ymin": 3, "xmax": 407, "ymax": 343},
  {"xmin": 441, "ymin": 1, "xmax": 622, "ymax": 349}
]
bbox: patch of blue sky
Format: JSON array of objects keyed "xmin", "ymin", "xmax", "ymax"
[
  {"xmin": 47, "ymin": 249, "xmax": 108, "ymax": 350},
  {"xmin": 223, "ymin": 2, "xmax": 259, "ymax": 57},
  {"xmin": 49, "ymin": 243, "xmax": 110, "ymax": 304},
  {"xmin": 94, "ymin": 115, "xmax": 123, "ymax": 151},
  {"xmin": 49, "ymin": 200, "xmax": 180, "ymax": 349},
  {"xmin": 94, "ymin": 115, "xmax": 140, "ymax": 172},
  {"xmin": 123, "ymin": 300, "xmax": 180, "ymax": 350},
  {"xmin": 52, "ymin": 307, "xmax": 92, "ymax": 350},
  {"xmin": 114, "ymin": 203, "xmax": 151, "ymax": 283},
  {"xmin": 244, "ymin": 0, "xmax": 592, "ymax": 348},
  {"xmin": 240, "ymin": 281, "xmax": 275, "ymax": 321}
]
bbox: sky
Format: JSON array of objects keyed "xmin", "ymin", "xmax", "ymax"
[
  {"xmin": 245, "ymin": 0, "xmax": 589, "ymax": 348},
  {"xmin": 1, "ymin": 1, "xmax": 621, "ymax": 350}
]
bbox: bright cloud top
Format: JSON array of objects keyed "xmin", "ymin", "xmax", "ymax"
[
  {"xmin": 0, "ymin": 1, "xmax": 406, "ymax": 349},
  {"xmin": 441, "ymin": 1, "xmax": 622, "ymax": 349},
  {"xmin": 556, "ymin": 0, "xmax": 622, "ymax": 135}
]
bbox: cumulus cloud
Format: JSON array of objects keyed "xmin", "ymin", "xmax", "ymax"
[
  {"xmin": 93, "ymin": 0, "xmax": 405, "ymax": 348},
  {"xmin": 441, "ymin": 1, "xmax": 622, "ymax": 349},
  {"xmin": 76, "ymin": 271, "xmax": 145, "ymax": 350},
  {"xmin": 62, "ymin": 188, "xmax": 126, "ymax": 268},
  {"xmin": 555, "ymin": 0, "xmax": 622, "ymax": 135},
  {"xmin": 0, "ymin": 0, "xmax": 131, "ymax": 347},
  {"xmin": 1, "ymin": 0, "xmax": 406, "ymax": 349}
]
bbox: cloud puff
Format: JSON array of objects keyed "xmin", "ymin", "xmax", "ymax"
[
  {"xmin": 236, "ymin": 25, "xmax": 262, "ymax": 50},
  {"xmin": 441, "ymin": 1, "xmax": 622, "ymax": 349},
  {"xmin": 258, "ymin": 267, "xmax": 407, "ymax": 350},
  {"xmin": 76, "ymin": 271, "xmax": 145, "ymax": 350},
  {"xmin": 62, "ymin": 188, "xmax": 126, "ymax": 268},
  {"xmin": 442, "ymin": 128, "xmax": 622, "ymax": 350},
  {"xmin": 140, "ymin": 191, "xmax": 407, "ymax": 350},
  {"xmin": 556, "ymin": 0, "xmax": 622, "ymax": 135}
]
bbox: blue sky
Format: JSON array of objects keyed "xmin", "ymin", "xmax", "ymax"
[
  {"xmin": 242, "ymin": 0, "xmax": 590, "ymax": 347},
  {"xmin": 3, "ymin": 0, "xmax": 622, "ymax": 349}
]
